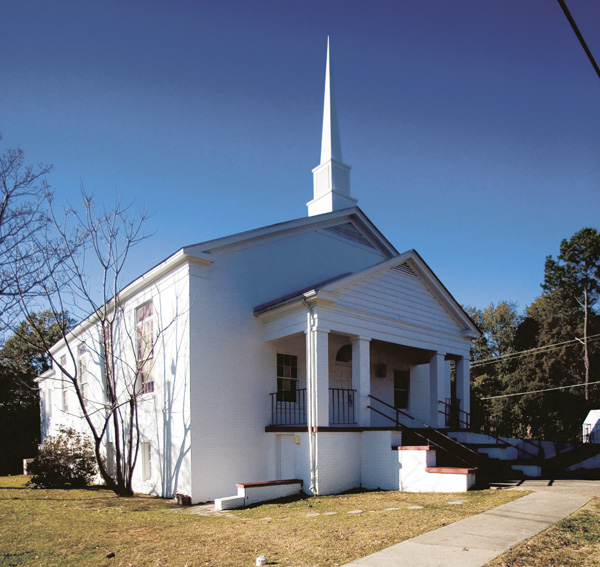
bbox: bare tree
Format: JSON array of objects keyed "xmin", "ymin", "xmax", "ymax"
[
  {"xmin": 0, "ymin": 137, "xmax": 53, "ymax": 318},
  {"xmin": 7, "ymin": 192, "xmax": 177, "ymax": 496}
]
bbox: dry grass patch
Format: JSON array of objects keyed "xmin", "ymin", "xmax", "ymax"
[
  {"xmin": 0, "ymin": 476, "xmax": 523, "ymax": 567},
  {"xmin": 486, "ymin": 497, "xmax": 600, "ymax": 567}
]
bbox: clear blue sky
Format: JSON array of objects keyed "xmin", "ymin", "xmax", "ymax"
[{"xmin": 2, "ymin": 0, "xmax": 599, "ymax": 312}]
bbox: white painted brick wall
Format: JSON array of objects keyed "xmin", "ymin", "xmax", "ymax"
[
  {"xmin": 38, "ymin": 262, "xmax": 193, "ymax": 499},
  {"xmin": 315, "ymin": 432, "xmax": 361, "ymax": 495},
  {"xmin": 361, "ymin": 430, "xmax": 400, "ymax": 490}
]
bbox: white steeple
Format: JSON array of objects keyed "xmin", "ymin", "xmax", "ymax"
[{"xmin": 308, "ymin": 37, "xmax": 356, "ymax": 217}]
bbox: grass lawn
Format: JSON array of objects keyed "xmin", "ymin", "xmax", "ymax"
[
  {"xmin": 486, "ymin": 497, "xmax": 600, "ymax": 567},
  {"xmin": 0, "ymin": 475, "xmax": 523, "ymax": 567}
]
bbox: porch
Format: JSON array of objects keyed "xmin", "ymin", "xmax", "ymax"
[
  {"xmin": 254, "ymin": 260, "xmax": 480, "ymax": 495},
  {"xmin": 265, "ymin": 331, "xmax": 471, "ymax": 431},
  {"xmin": 270, "ymin": 387, "xmax": 356, "ymax": 426},
  {"xmin": 269, "ymin": 388, "xmax": 470, "ymax": 429}
]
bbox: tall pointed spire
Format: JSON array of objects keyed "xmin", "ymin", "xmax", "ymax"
[
  {"xmin": 308, "ymin": 37, "xmax": 356, "ymax": 217},
  {"xmin": 320, "ymin": 37, "xmax": 343, "ymax": 164}
]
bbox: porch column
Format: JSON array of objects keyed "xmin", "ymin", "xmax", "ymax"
[
  {"xmin": 351, "ymin": 337, "xmax": 371, "ymax": 427},
  {"xmin": 456, "ymin": 356, "xmax": 470, "ymax": 427},
  {"xmin": 429, "ymin": 352, "xmax": 449, "ymax": 428},
  {"xmin": 306, "ymin": 325, "xmax": 330, "ymax": 428}
]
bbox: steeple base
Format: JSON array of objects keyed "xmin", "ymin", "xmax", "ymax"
[
  {"xmin": 307, "ymin": 190, "xmax": 357, "ymax": 217},
  {"xmin": 309, "ymin": 159, "xmax": 354, "ymax": 216}
]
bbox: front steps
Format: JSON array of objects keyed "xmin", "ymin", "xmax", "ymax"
[
  {"xmin": 448, "ymin": 431, "xmax": 600, "ymax": 480},
  {"xmin": 392, "ymin": 445, "xmax": 476, "ymax": 492},
  {"xmin": 215, "ymin": 479, "xmax": 303, "ymax": 510}
]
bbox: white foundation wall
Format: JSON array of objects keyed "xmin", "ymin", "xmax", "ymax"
[
  {"xmin": 315, "ymin": 432, "xmax": 362, "ymax": 494},
  {"xmin": 188, "ymin": 230, "xmax": 387, "ymax": 503},
  {"xmin": 268, "ymin": 430, "xmax": 405, "ymax": 495},
  {"xmin": 361, "ymin": 430, "xmax": 403, "ymax": 490},
  {"xmin": 267, "ymin": 429, "xmax": 476, "ymax": 496}
]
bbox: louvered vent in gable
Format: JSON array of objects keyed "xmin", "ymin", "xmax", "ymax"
[
  {"xmin": 323, "ymin": 222, "xmax": 376, "ymax": 249},
  {"xmin": 391, "ymin": 262, "xmax": 418, "ymax": 278}
]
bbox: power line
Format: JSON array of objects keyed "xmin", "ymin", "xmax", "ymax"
[
  {"xmin": 556, "ymin": 0, "xmax": 600, "ymax": 81},
  {"xmin": 481, "ymin": 379, "xmax": 600, "ymax": 400},
  {"xmin": 471, "ymin": 333, "xmax": 600, "ymax": 369}
]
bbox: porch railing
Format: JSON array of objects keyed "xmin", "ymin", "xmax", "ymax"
[
  {"xmin": 269, "ymin": 388, "xmax": 356, "ymax": 426},
  {"xmin": 270, "ymin": 388, "xmax": 307, "ymax": 426},
  {"xmin": 330, "ymin": 388, "xmax": 356, "ymax": 425}
]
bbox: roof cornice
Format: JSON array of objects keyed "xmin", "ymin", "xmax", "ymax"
[
  {"xmin": 48, "ymin": 247, "xmax": 212, "ymax": 355},
  {"xmin": 183, "ymin": 207, "xmax": 397, "ymax": 257}
]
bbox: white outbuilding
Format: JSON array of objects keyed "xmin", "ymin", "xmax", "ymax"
[{"xmin": 583, "ymin": 410, "xmax": 600, "ymax": 443}]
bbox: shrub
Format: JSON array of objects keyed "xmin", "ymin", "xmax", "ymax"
[{"xmin": 29, "ymin": 427, "xmax": 97, "ymax": 488}]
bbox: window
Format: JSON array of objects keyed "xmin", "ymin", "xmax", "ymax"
[
  {"xmin": 277, "ymin": 353, "xmax": 297, "ymax": 402},
  {"xmin": 136, "ymin": 302, "xmax": 154, "ymax": 394},
  {"xmin": 78, "ymin": 344, "xmax": 88, "ymax": 408},
  {"xmin": 394, "ymin": 370, "xmax": 410, "ymax": 410},
  {"xmin": 141, "ymin": 442, "xmax": 152, "ymax": 480},
  {"xmin": 335, "ymin": 344, "xmax": 352, "ymax": 363},
  {"xmin": 61, "ymin": 355, "xmax": 68, "ymax": 412}
]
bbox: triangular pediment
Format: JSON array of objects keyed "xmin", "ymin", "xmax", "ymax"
[
  {"xmin": 319, "ymin": 252, "xmax": 479, "ymax": 338},
  {"xmin": 182, "ymin": 207, "xmax": 397, "ymax": 258}
]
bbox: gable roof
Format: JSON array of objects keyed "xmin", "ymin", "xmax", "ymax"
[
  {"xmin": 181, "ymin": 206, "xmax": 397, "ymax": 257},
  {"xmin": 254, "ymin": 272, "xmax": 352, "ymax": 314},
  {"xmin": 584, "ymin": 410, "xmax": 600, "ymax": 425},
  {"xmin": 42, "ymin": 207, "xmax": 397, "ymax": 355},
  {"xmin": 255, "ymin": 250, "xmax": 480, "ymax": 339}
]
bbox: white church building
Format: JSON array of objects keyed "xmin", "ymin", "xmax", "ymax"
[{"xmin": 38, "ymin": 40, "xmax": 480, "ymax": 504}]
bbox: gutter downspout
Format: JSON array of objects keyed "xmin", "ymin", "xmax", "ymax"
[{"xmin": 303, "ymin": 297, "xmax": 318, "ymax": 495}]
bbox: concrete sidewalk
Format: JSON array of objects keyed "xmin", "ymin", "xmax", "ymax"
[{"xmin": 342, "ymin": 480, "xmax": 598, "ymax": 567}]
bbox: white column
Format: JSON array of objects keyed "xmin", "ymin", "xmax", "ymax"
[
  {"xmin": 313, "ymin": 329, "xmax": 330, "ymax": 428},
  {"xmin": 456, "ymin": 357, "xmax": 470, "ymax": 427},
  {"xmin": 429, "ymin": 352, "xmax": 449, "ymax": 428},
  {"xmin": 306, "ymin": 311, "xmax": 330, "ymax": 495},
  {"xmin": 351, "ymin": 337, "xmax": 371, "ymax": 427}
]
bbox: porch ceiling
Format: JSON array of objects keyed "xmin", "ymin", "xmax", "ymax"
[{"xmin": 371, "ymin": 339, "xmax": 433, "ymax": 365}]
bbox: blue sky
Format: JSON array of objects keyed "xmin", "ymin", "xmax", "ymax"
[{"xmin": 2, "ymin": 0, "xmax": 599, "ymax": 312}]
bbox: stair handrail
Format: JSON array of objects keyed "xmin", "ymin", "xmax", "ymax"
[
  {"xmin": 434, "ymin": 401, "xmax": 542, "ymax": 460},
  {"xmin": 367, "ymin": 394, "xmax": 480, "ymax": 465},
  {"xmin": 366, "ymin": 404, "xmax": 476, "ymax": 467},
  {"xmin": 470, "ymin": 429, "xmax": 542, "ymax": 461},
  {"xmin": 437, "ymin": 399, "xmax": 471, "ymax": 429}
]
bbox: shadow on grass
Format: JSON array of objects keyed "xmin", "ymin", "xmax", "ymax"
[
  {"xmin": 0, "ymin": 482, "xmax": 150, "ymax": 505},
  {"xmin": 231, "ymin": 487, "xmax": 394, "ymax": 511},
  {"xmin": 240, "ymin": 492, "xmax": 312, "ymax": 510}
]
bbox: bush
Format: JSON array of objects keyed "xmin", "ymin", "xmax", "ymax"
[{"xmin": 29, "ymin": 427, "xmax": 97, "ymax": 488}]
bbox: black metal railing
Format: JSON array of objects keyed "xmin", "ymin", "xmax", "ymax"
[
  {"xmin": 367, "ymin": 394, "xmax": 480, "ymax": 468},
  {"xmin": 269, "ymin": 387, "xmax": 357, "ymax": 426},
  {"xmin": 270, "ymin": 388, "xmax": 307, "ymax": 426},
  {"xmin": 329, "ymin": 388, "xmax": 356, "ymax": 425},
  {"xmin": 439, "ymin": 399, "xmax": 470, "ymax": 429},
  {"xmin": 438, "ymin": 399, "xmax": 543, "ymax": 459}
]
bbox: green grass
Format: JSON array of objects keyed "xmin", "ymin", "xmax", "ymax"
[
  {"xmin": 486, "ymin": 497, "xmax": 600, "ymax": 567},
  {"xmin": 0, "ymin": 476, "xmax": 524, "ymax": 567}
]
